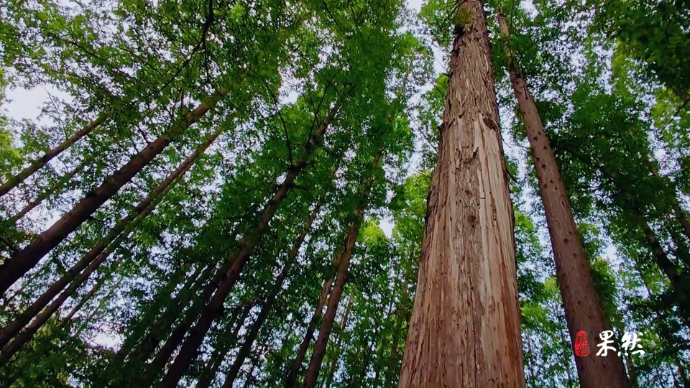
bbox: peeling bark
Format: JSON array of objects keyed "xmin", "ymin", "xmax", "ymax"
[{"xmin": 398, "ymin": 3, "xmax": 525, "ymax": 386}]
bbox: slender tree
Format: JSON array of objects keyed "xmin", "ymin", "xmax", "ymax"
[
  {"xmin": 497, "ymin": 13, "xmax": 628, "ymax": 387},
  {"xmin": 0, "ymin": 113, "xmax": 108, "ymax": 198}
]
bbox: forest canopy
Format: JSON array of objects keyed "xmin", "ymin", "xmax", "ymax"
[{"xmin": 0, "ymin": 0, "xmax": 688, "ymax": 387}]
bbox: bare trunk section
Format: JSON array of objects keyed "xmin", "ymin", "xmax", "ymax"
[
  {"xmin": 0, "ymin": 126, "xmax": 222, "ymax": 348},
  {"xmin": 285, "ymin": 274, "xmax": 335, "ymax": 388},
  {"xmin": 0, "ymin": 113, "xmax": 108, "ymax": 198},
  {"xmin": 158, "ymin": 99, "xmax": 345, "ymax": 388},
  {"xmin": 398, "ymin": 3, "xmax": 524, "ymax": 386},
  {"xmin": 6, "ymin": 160, "xmax": 86, "ymax": 225},
  {"xmin": 497, "ymin": 14, "xmax": 626, "ymax": 387},
  {"xmin": 302, "ymin": 151, "xmax": 379, "ymax": 388},
  {"xmin": 0, "ymin": 93, "xmax": 225, "ymax": 295}
]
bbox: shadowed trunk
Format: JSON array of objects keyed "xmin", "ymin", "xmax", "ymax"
[
  {"xmin": 0, "ymin": 92, "xmax": 226, "ymax": 295},
  {"xmin": 0, "ymin": 113, "xmax": 108, "ymax": 198},
  {"xmin": 498, "ymin": 13, "xmax": 626, "ymax": 387},
  {"xmin": 0, "ymin": 126, "xmax": 222, "ymax": 348},
  {"xmin": 285, "ymin": 274, "xmax": 334, "ymax": 388},
  {"xmin": 398, "ymin": 3, "xmax": 525, "ymax": 386}
]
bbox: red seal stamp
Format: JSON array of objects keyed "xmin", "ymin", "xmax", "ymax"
[{"xmin": 575, "ymin": 330, "xmax": 590, "ymax": 357}]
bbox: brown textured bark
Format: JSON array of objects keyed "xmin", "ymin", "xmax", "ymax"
[
  {"xmin": 302, "ymin": 151, "xmax": 379, "ymax": 388},
  {"xmin": 285, "ymin": 274, "xmax": 335, "ymax": 388},
  {"xmin": 0, "ymin": 126, "xmax": 221, "ymax": 348},
  {"xmin": 323, "ymin": 294, "xmax": 353, "ymax": 388},
  {"xmin": 7, "ymin": 160, "xmax": 86, "ymax": 225},
  {"xmin": 158, "ymin": 99, "xmax": 345, "ymax": 388},
  {"xmin": 221, "ymin": 201, "xmax": 321, "ymax": 388},
  {"xmin": 498, "ymin": 13, "xmax": 627, "ymax": 388},
  {"xmin": 0, "ymin": 113, "xmax": 108, "ymax": 198},
  {"xmin": 397, "ymin": 4, "xmax": 525, "ymax": 387},
  {"xmin": 0, "ymin": 93, "xmax": 225, "ymax": 295}
]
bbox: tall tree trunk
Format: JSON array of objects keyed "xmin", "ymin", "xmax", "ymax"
[
  {"xmin": 625, "ymin": 351, "xmax": 638, "ymax": 388},
  {"xmin": 398, "ymin": 3, "xmax": 525, "ymax": 386},
  {"xmin": 195, "ymin": 304, "xmax": 253, "ymax": 388},
  {"xmin": 6, "ymin": 160, "xmax": 86, "ymax": 225},
  {"xmin": 0, "ymin": 92, "xmax": 225, "ymax": 294},
  {"xmin": 303, "ymin": 150, "xmax": 379, "ymax": 388},
  {"xmin": 221, "ymin": 200, "xmax": 322, "ymax": 388},
  {"xmin": 0, "ymin": 125, "xmax": 221, "ymax": 348},
  {"xmin": 0, "ymin": 113, "xmax": 108, "ymax": 198},
  {"xmin": 158, "ymin": 99, "xmax": 345, "ymax": 388},
  {"xmin": 323, "ymin": 294, "xmax": 353, "ymax": 388},
  {"xmin": 497, "ymin": 13, "xmax": 626, "ymax": 387},
  {"xmin": 285, "ymin": 273, "xmax": 335, "ymax": 388}
]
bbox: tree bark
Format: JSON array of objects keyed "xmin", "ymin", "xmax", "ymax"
[
  {"xmin": 497, "ymin": 13, "xmax": 626, "ymax": 387},
  {"xmin": 0, "ymin": 113, "xmax": 108, "ymax": 198},
  {"xmin": 158, "ymin": 99, "xmax": 345, "ymax": 388},
  {"xmin": 0, "ymin": 92, "xmax": 225, "ymax": 295},
  {"xmin": 0, "ymin": 125, "xmax": 222, "ymax": 348},
  {"xmin": 323, "ymin": 294, "xmax": 353, "ymax": 388},
  {"xmin": 302, "ymin": 150, "xmax": 379, "ymax": 388},
  {"xmin": 398, "ymin": 3, "xmax": 525, "ymax": 387}
]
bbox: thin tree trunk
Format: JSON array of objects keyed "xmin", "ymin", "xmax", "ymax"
[
  {"xmin": 195, "ymin": 304, "xmax": 253, "ymax": 388},
  {"xmin": 625, "ymin": 351, "xmax": 638, "ymax": 388},
  {"xmin": 0, "ymin": 113, "xmax": 108, "ymax": 198},
  {"xmin": 398, "ymin": 3, "xmax": 525, "ymax": 386},
  {"xmin": 323, "ymin": 294, "xmax": 353, "ymax": 388},
  {"xmin": 158, "ymin": 97, "xmax": 345, "ymax": 388},
  {"xmin": 0, "ymin": 125, "xmax": 222, "ymax": 348},
  {"xmin": 6, "ymin": 160, "xmax": 86, "ymax": 225},
  {"xmin": 497, "ymin": 13, "xmax": 627, "ymax": 387},
  {"xmin": 285, "ymin": 274, "xmax": 335, "ymax": 388},
  {"xmin": 303, "ymin": 150, "xmax": 379, "ymax": 388},
  {"xmin": 0, "ymin": 93, "xmax": 225, "ymax": 294},
  {"xmin": 222, "ymin": 200, "xmax": 322, "ymax": 388}
]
